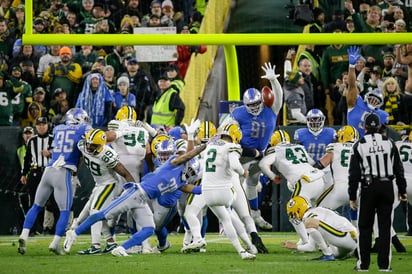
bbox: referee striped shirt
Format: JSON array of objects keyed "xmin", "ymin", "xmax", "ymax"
[
  {"xmin": 348, "ymin": 133, "xmax": 407, "ymax": 201},
  {"xmin": 22, "ymin": 133, "xmax": 53, "ymax": 175}
]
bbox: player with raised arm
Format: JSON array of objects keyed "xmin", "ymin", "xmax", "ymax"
[
  {"xmin": 282, "ymin": 196, "xmax": 357, "ymax": 261},
  {"xmin": 346, "ymin": 46, "xmax": 388, "ymax": 137},
  {"xmin": 63, "ymin": 131, "xmax": 206, "ymax": 256},
  {"xmin": 18, "ymin": 108, "xmax": 93, "ymax": 255},
  {"xmin": 228, "ymin": 62, "xmax": 283, "ymax": 231}
]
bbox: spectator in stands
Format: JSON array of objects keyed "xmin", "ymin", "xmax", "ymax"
[
  {"xmin": 382, "ymin": 77, "xmax": 403, "ymax": 125},
  {"xmin": 76, "ymin": 73, "xmax": 113, "ymax": 127},
  {"xmin": 119, "ymin": 14, "xmax": 138, "ymax": 33},
  {"xmin": 9, "ymin": 4, "xmax": 25, "ymax": 38},
  {"xmin": 166, "ymin": 64, "xmax": 185, "ymax": 94},
  {"xmin": 331, "ymin": 71, "xmax": 349, "ymax": 125},
  {"xmin": 0, "ymin": 17, "xmax": 15, "ymax": 58},
  {"xmin": 364, "ymin": 66, "xmax": 384, "ymax": 92},
  {"xmin": 32, "ymin": 87, "xmax": 48, "ymax": 118},
  {"xmin": 0, "ymin": 0, "xmax": 12, "ymax": 19},
  {"xmin": 124, "ymin": 57, "xmax": 152, "ymax": 121},
  {"xmin": 161, "ymin": 0, "xmax": 184, "ymax": 29},
  {"xmin": 394, "ymin": 19, "xmax": 407, "ymax": 32},
  {"xmin": 396, "ymin": 44, "xmax": 412, "ymax": 121},
  {"xmin": 80, "ymin": 2, "xmax": 116, "ymax": 34},
  {"xmin": 20, "ymin": 102, "xmax": 43, "ymax": 127},
  {"xmin": 345, "ymin": 3, "xmax": 382, "ymax": 32},
  {"xmin": 37, "ymin": 45, "xmax": 61, "ymax": 80},
  {"xmin": 150, "ymin": 72, "xmax": 185, "ymax": 127},
  {"xmin": 77, "ymin": 0, "xmax": 95, "ymax": 27},
  {"xmin": 345, "ymin": 16, "xmax": 355, "ymax": 33},
  {"xmin": 48, "ymin": 88, "xmax": 67, "ymax": 121},
  {"xmin": 20, "ymin": 60, "xmax": 41, "ymax": 93},
  {"xmin": 113, "ymin": 76, "xmax": 136, "ymax": 113},
  {"xmin": 283, "ymin": 70, "xmax": 307, "ymax": 124},
  {"xmin": 50, "ymin": 98, "xmax": 69, "ymax": 126},
  {"xmin": 64, "ymin": 11, "xmax": 82, "ymax": 34},
  {"xmin": 105, "ymin": 45, "xmax": 125, "ymax": 76},
  {"xmin": 9, "ymin": 65, "xmax": 33, "ymax": 126},
  {"xmin": 42, "ymin": 46, "xmax": 83, "ymax": 107},
  {"xmin": 141, "ymin": 0, "xmax": 165, "ymax": 27},
  {"xmin": 298, "ymin": 58, "xmax": 315, "ymax": 113},
  {"xmin": 0, "ymin": 71, "xmax": 15, "ymax": 126},
  {"xmin": 32, "ymin": 16, "xmax": 48, "ymax": 34},
  {"xmin": 382, "ymin": 52, "xmax": 395, "ymax": 81},
  {"xmin": 72, "ymin": 45, "xmax": 99, "ymax": 77},
  {"xmin": 112, "ymin": 0, "xmax": 143, "ymax": 28},
  {"xmin": 103, "ymin": 65, "xmax": 116, "ymax": 95},
  {"xmin": 320, "ymin": 31, "xmax": 349, "ymax": 125}
]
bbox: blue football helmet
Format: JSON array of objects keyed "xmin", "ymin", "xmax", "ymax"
[
  {"xmin": 157, "ymin": 139, "xmax": 176, "ymax": 163},
  {"xmin": 243, "ymin": 88, "xmax": 263, "ymax": 116},
  {"xmin": 182, "ymin": 158, "xmax": 201, "ymax": 183},
  {"xmin": 306, "ymin": 108, "xmax": 325, "ymax": 135},
  {"xmin": 364, "ymin": 88, "xmax": 384, "ymax": 110},
  {"xmin": 65, "ymin": 108, "xmax": 90, "ymax": 125}
]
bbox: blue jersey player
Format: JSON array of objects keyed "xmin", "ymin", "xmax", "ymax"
[
  {"xmin": 227, "ymin": 62, "xmax": 283, "ymax": 230},
  {"xmin": 18, "ymin": 108, "xmax": 92, "ymax": 255},
  {"xmin": 346, "ymin": 46, "xmax": 388, "ymax": 137},
  {"xmin": 294, "ymin": 109, "xmax": 336, "ymax": 162},
  {"xmin": 63, "ymin": 144, "xmax": 206, "ymax": 256}
]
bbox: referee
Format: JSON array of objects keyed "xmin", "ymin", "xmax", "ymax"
[
  {"xmin": 348, "ymin": 113, "xmax": 407, "ymax": 272},
  {"xmin": 20, "ymin": 117, "xmax": 53, "ymax": 234}
]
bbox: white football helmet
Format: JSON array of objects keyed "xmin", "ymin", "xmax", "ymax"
[
  {"xmin": 306, "ymin": 108, "xmax": 325, "ymax": 135},
  {"xmin": 65, "ymin": 108, "xmax": 90, "ymax": 125},
  {"xmin": 364, "ymin": 88, "xmax": 384, "ymax": 110},
  {"xmin": 243, "ymin": 88, "xmax": 263, "ymax": 116}
]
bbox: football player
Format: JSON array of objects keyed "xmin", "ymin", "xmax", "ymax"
[
  {"xmin": 18, "ymin": 108, "xmax": 92, "ymax": 255},
  {"xmin": 314, "ymin": 125, "xmax": 359, "ymax": 226},
  {"xmin": 346, "ymin": 46, "xmax": 389, "ymax": 137},
  {"xmin": 294, "ymin": 108, "xmax": 336, "ymax": 162},
  {"xmin": 224, "ymin": 62, "xmax": 283, "ymax": 230},
  {"xmin": 185, "ymin": 123, "xmax": 256, "ymax": 260},
  {"xmin": 75, "ymin": 129, "xmax": 135, "ymax": 255},
  {"xmin": 282, "ymin": 196, "xmax": 357, "ymax": 261},
  {"xmin": 64, "ymin": 127, "xmax": 206, "ymax": 256},
  {"xmin": 259, "ymin": 129, "xmax": 331, "ymax": 244}
]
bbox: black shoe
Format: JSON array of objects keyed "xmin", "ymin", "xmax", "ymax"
[
  {"xmin": 250, "ymin": 232, "xmax": 269, "ymax": 254},
  {"xmin": 392, "ymin": 235, "xmax": 406, "ymax": 253}
]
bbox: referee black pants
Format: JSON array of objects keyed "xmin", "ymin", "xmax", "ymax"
[{"xmin": 358, "ymin": 181, "xmax": 394, "ymax": 270}]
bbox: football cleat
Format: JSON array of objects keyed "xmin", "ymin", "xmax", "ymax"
[
  {"xmin": 311, "ymin": 254, "xmax": 335, "ymax": 261},
  {"xmin": 251, "ymin": 209, "xmax": 273, "ymax": 230},
  {"xmin": 103, "ymin": 242, "xmax": 118, "ymax": 253},
  {"xmin": 111, "ymin": 246, "xmax": 129, "ymax": 257},
  {"xmin": 63, "ymin": 229, "xmax": 77, "ymax": 253},
  {"xmin": 17, "ymin": 238, "xmax": 26, "ymax": 255},
  {"xmin": 180, "ymin": 239, "xmax": 206, "ymax": 253},
  {"xmin": 49, "ymin": 242, "xmax": 65, "ymax": 255},
  {"xmin": 251, "ymin": 232, "xmax": 269, "ymax": 254},
  {"xmin": 126, "ymin": 245, "xmax": 142, "ymax": 254},
  {"xmin": 154, "ymin": 241, "xmax": 171, "ymax": 253},
  {"xmin": 246, "ymin": 244, "xmax": 258, "ymax": 255},
  {"xmin": 239, "ymin": 250, "xmax": 256, "ymax": 260},
  {"xmin": 77, "ymin": 245, "xmax": 102, "ymax": 255}
]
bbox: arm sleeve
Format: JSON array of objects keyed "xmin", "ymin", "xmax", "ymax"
[
  {"xmin": 258, "ymin": 151, "xmax": 277, "ymax": 180},
  {"xmin": 22, "ymin": 141, "xmax": 32, "ymax": 175},
  {"xmin": 228, "ymin": 152, "xmax": 244, "ymax": 176},
  {"xmin": 270, "ymin": 77, "xmax": 283, "ymax": 115}
]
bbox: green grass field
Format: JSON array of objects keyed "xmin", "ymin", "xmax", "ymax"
[{"xmin": 1, "ymin": 232, "xmax": 411, "ymax": 274}]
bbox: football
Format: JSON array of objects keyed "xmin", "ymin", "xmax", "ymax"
[{"xmin": 261, "ymin": 86, "xmax": 274, "ymax": 107}]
